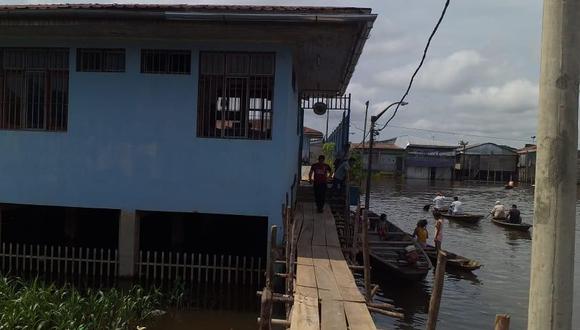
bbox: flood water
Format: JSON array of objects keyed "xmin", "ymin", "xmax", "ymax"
[
  {"xmin": 143, "ymin": 178, "xmax": 580, "ymax": 329},
  {"xmin": 368, "ymin": 178, "xmax": 580, "ymax": 330}
]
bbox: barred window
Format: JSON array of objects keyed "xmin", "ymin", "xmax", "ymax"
[
  {"xmin": 0, "ymin": 48, "xmax": 69, "ymax": 131},
  {"xmin": 141, "ymin": 49, "xmax": 191, "ymax": 74},
  {"xmin": 77, "ymin": 48, "xmax": 125, "ymax": 72},
  {"xmin": 197, "ymin": 52, "xmax": 274, "ymax": 140}
]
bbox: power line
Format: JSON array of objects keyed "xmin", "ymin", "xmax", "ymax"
[
  {"xmin": 386, "ymin": 124, "xmax": 533, "ymax": 143},
  {"xmin": 377, "ymin": 0, "xmax": 451, "ymax": 132}
]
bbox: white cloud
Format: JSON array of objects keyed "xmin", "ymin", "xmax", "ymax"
[
  {"xmin": 452, "ymin": 79, "xmax": 538, "ymax": 113},
  {"xmin": 373, "ymin": 50, "xmax": 492, "ymax": 92}
]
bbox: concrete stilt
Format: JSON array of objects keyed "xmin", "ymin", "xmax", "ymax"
[
  {"xmin": 118, "ymin": 210, "xmax": 140, "ymax": 278},
  {"xmin": 528, "ymin": 1, "xmax": 580, "ymax": 329}
]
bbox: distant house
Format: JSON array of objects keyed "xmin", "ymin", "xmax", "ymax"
[
  {"xmin": 457, "ymin": 143, "xmax": 518, "ymax": 181},
  {"xmin": 381, "ymin": 136, "xmax": 456, "ymax": 180},
  {"xmin": 302, "ymin": 127, "xmax": 323, "ymax": 164},
  {"xmin": 405, "ymin": 145, "xmax": 457, "ymax": 180},
  {"xmin": 517, "ymin": 144, "xmax": 537, "ymax": 183},
  {"xmin": 352, "ymin": 142, "xmax": 405, "ymax": 173}
]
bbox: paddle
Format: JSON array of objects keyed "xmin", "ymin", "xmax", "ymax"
[{"xmin": 423, "ymin": 204, "xmax": 431, "ymax": 212}]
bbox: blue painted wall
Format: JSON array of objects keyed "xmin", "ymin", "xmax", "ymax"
[{"xmin": 0, "ymin": 38, "xmax": 300, "ymax": 230}]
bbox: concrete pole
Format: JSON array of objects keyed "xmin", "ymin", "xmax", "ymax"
[
  {"xmin": 528, "ymin": 0, "xmax": 580, "ymax": 329},
  {"xmin": 118, "ymin": 210, "xmax": 140, "ymax": 278}
]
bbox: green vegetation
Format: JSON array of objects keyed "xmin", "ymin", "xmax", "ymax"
[
  {"xmin": 0, "ymin": 277, "xmax": 166, "ymax": 330},
  {"xmin": 348, "ymin": 150, "xmax": 365, "ymax": 183},
  {"xmin": 322, "ymin": 142, "xmax": 336, "ymax": 167}
]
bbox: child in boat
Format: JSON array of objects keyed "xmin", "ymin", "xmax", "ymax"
[
  {"xmin": 433, "ymin": 211, "xmax": 444, "ymax": 251},
  {"xmin": 412, "ymin": 219, "xmax": 429, "ymax": 248},
  {"xmin": 377, "ymin": 213, "xmax": 388, "ymax": 239}
]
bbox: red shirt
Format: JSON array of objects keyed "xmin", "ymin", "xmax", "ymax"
[{"xmin": 310, "ymin": 163, "xmax": 331, "ymax": 184}]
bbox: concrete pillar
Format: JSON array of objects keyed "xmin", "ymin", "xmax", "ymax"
[
  {"xmin": 528, "ymin": 1, "xmax": 580, "ymax": 329},
  {"xmin": 118, "ymin": 210, "xmax": 140, "ymax": 278}
]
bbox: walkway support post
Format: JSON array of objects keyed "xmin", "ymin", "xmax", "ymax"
[
  {"xmin": 118, "ymin": 210, "xmax": 140, "ymax": 278},
  {"xmin": 529, "ymin": 1, "xmax": 580, "ymax": 329},
  {"xmin": 426, "ymin": 251, "xmax": 446, "ymax": 330}
]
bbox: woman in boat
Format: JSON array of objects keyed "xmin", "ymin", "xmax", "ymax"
[
  {"xmin": 433, "ymin": 211, "xmax": 444, "ymax": 251},
  {"xmin": 412, "ymin": 219, "xmax": 429, "ymax": 248}
]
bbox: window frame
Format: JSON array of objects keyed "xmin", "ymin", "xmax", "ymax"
[
  {"xmin": 140, "ymin": 49, "xmax": 192, "ymax": 75},
  {"xmin": 76, "ymin": 48, "xmax": 126, "ymax": 73},
  {"xmin": 0, "ymin": 47, "xmax": 69, "ymax": 132},
  {"xmin": 197, "ymin": 51, "xmax": 276, "ymax": 140}
]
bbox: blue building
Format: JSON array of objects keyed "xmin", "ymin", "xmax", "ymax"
[{"xmin": 0, "ymin": 4, "xmax": 375, "ymax": 277}]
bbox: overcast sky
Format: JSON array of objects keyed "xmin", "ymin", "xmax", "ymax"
[{"xmin": 5, "ymin": 0, "xmax": 544, "ymax": 147}]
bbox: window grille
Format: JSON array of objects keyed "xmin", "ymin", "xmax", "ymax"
[
  {"xmin": 197, "ymin": 52, "xmax": 274, "ymax": 140},
  {"xmin": 0, "ymin": 48, "xmax": 69, "ymax": 131},
  {"xmin": 141, "ymin": 49, "xmax": 191, "ymax": 74},
  {"xmin": 76, "ymin": 48, "xmax": 125, "ymax": 72}
]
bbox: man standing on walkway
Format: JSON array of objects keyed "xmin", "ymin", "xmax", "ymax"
[{"xmin": 309, "ymin": 155, "xmax": 332, "ymax": 213}]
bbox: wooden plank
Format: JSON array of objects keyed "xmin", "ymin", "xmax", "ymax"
[
  {"xmin": 312, "ymin": 246, "xmax": 342, "ymax": 300},
  {"xmin": 295, "ymin": 284, "xmax": 318, "ymax": 299},
  {"xmin": 344, "ymin": 301, "xmax": 377, "ymax": 330},
  {"xmin": 323, "ymin": 206, "xmax": 341, "ymax": 247},
  {"xmin": 337, "ymin": 286, "xmax": 366, "ymax": 303},
  {"xmin": 312, "ymin": 214, "xmax": 327, "ymax": 246},
  {"xmin": 290, "ymin": 294, "xmax": 320, "ymax": 330},
  {"xmin": 321, "ymin": 300, "xmax": 348, "ymax": 330},
  {"xmin": 296, "ymin": 264, "xmax": 317, "ymax": 288}
]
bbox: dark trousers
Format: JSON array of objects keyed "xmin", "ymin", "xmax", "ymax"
[{"xmin": 313, "ymin": 183, "xmax": 327, "ymax": 212}]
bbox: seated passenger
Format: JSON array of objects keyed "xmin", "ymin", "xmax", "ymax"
[
  {"xmin": 450, "ymin": 196, "xmax": 463, "ymax": 215},
  {"xmin": 490, "ymin": 201, "xmax": 507, "ymax": 219},
  {"xmin": 507, "ymin": 204, "xmax": 522, "ymax": 224}
]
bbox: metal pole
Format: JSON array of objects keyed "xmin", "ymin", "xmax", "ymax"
[
  {"xmin": 362, "ymin": 119, "xmax": 375, "ymax": 302},
  {"xmin": 364, "ymin": 120, "xmax": 375, "ymax": 211},
  {"xmin": 361, "ymin": 101, "xmax": 370, "ymax": 148},
  {"xmin": 528, "ymin": 0, "xmax": 579, "ymax": 329},
  {"xmin": 325, "ymin": 109, "xmax": 330, "ymax": 140}
]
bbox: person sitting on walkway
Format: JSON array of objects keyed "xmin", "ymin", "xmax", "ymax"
[
  {"xmin": 490, "ymin": 201, "xmax": 507, "ymax": 219},
  {"xmin": 332, "ymin": 157, "xmax": 355, "ymax": 194},
  {"xmin": 432, "ymin": 192, "xmax": 446, "ymax": 212},
  {"xmin": 412, "ymin": 219, "xmax": 429, "ymax": 248},
  {"xmin": 507, "ymin": 204, "xmax": 522, "ymax": 224},
  {"xmin": 450, "ymin": 196, "xmax": 464, "ymax": 215},
  {"xmin": 309, "ymin": 155, "xmax": 332, "ymax": 213}
]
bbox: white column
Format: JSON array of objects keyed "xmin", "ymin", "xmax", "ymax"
[
  {"xmin": 118, "ymin": 210, "xmax": 140, "ymax": 278},
  {"xmin": 528, "ymin": 0, "xmax": 580, "ymax": 329}
]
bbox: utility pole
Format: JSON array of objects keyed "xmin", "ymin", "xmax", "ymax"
[{"xmin": 528, "ymin": 1, "xmax": 579, "ymax": 329}]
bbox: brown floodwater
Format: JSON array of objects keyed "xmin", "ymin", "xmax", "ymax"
[
  {"xmin": 367, "ymin": 178, "xmax": 579, "ymax": 330},
  {"xmin": 143, "ymin": 178, "xmax": 579, "ymax": 329}
]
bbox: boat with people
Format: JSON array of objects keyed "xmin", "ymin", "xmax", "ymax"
[
  {"xmin": 440, "ymin": 213, "xmax": 484, "ymax": 224},
  {"xmin": 424, "ymin": 246, "xmax": 481, "ymax": 272},
  {"xmin": 366, "ymin": 218, "xmax": 432, "ymax": 281},
  {"xmin": 491, "ymin": 217, "xmax": 533, "ymax": 231}
]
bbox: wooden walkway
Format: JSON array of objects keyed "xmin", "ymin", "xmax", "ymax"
[{"xmin": 290, "ymin": 202, "xmax": 376, "ymax": 330}]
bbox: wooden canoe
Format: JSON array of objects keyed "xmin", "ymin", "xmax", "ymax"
[
  {"xmin": 505, "ymin": 185, "xmax": 514, "ymax": 190},
  {"xmin": 367, "ymin": 221, "xmax": 432, "ymax": 281},
  {"xmin": 424, "ymin": 246, "xmax": 481, "ymax": 272},
  {"xmin": 492, "ymin": 218, "xmax": 532, "ymax": 231},
  {"xmin": 441, "ymin": 213, "xmax": 484, "ymax": 224}
]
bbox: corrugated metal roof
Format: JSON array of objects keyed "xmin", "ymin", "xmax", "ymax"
[
  {"xmin": 303, "ymin": 127, "xmax": 323, "ymax": 138},
  {"xmin": 0, "ymin": 4, "xmax": 372, "ymax": 14}
]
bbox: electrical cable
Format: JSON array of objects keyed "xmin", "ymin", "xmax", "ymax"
[{"xmin": 376, "ymin": 0, "xmax": 451, "ymax": 132}]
